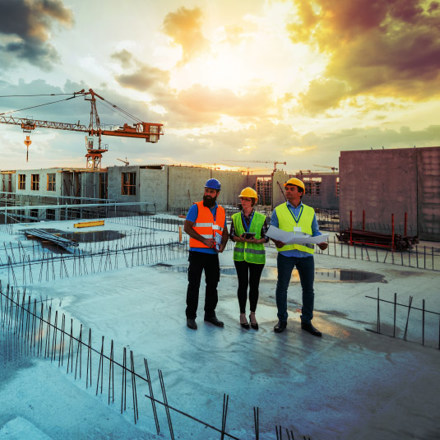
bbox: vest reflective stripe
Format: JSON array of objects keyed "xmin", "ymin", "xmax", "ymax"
[
  {"xmin": 234, "ymin": 247, "xmax": 265, "ymax": 255},
  {"xmin": 194, "ymin": 223, "xmax": 224, "ymax": 231},
  {"xmin": 189, "ymin": 201, "xmax": 226, "ymax": 249},
  {"xmin": 275, "ymin": 203, "xmax": 315, "ymax": 254},
  {"xmin": 232, "ymin": 211, "xmax": 266, "ymax": 264}
]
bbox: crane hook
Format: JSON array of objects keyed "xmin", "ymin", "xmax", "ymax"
[{"xmin": 24, "ymin": 135, "xmax": 32, "ymax": 162}]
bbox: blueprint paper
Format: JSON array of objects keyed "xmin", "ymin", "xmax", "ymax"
[{"xmin": 266, "ymin": 226, "xmax": 329, "ymax": 245}]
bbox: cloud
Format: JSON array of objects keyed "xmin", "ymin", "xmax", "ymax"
[
  {"xmin": 299, "ymin": 78, "xmax": 348, "ymax": 114},
  {"xmin": 0, "ymin": 0, "xmax": 73, "ymax": 70},
  {"xmin": 115, "ymin": 63, "xmax": 170, "ymax": 94},
  {"xmin": 112, "ymin": 49, "xmax": 276, "ymax": 127},
  {"xmin": 162, "ymin": 7, "xmax": 209, "ymax": 65},
  {"xmin": 288, "ymin": 0, "xmax": 440, "ymax": 112},
  {"xmin": 173, "ymin": 84, "xmax": 274, "ymax": 122},
  {"xmin": 111, "ymin": 49, "xmax": 134, "ymax": 69}
]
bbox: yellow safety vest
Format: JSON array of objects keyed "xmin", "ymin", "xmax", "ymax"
[
  {"xmin": 275, "ymin": 203, "xmax": 315, "ymax": 254},
  {"xmin": 232, "ymin": 211, "xmax": 266, "ymax": 264}
]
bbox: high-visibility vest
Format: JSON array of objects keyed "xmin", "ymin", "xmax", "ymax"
[
  {"xmin": 275, "ymin": 203, "xmax": 315, "ymax": 254},
  {"xmin": 232, "ymin": 211, "xmax": 266, "ymax": 264},
  {"xmin": 189, "ymin": 201, "xmax": 226, "ymax": 249}
]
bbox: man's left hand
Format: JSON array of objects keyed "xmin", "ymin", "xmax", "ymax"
[{"xmin": 318, "ymin": 242, "xmax": 328, "ymax": 250}]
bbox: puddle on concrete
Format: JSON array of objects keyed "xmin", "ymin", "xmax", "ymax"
[
  {"xmin": 60, "ymin": 230, "xmax": 125, "ymax": 243},
  {"xmin": 23, "ymin": 228, "xmax": 125, "ymax": 254},
  {"xmin": 154, "ymin": 264, "xmax": 385, "ymax": 283},
  {"xmin": 24, "ymin": 228, "xmax": 125, "ymax": 243}
]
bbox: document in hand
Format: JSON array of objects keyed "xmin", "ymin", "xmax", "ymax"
[{"xmin": 266, "ymin": 225, "xmax": 329, "ymax": 245}]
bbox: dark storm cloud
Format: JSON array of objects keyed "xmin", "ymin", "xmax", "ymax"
[
  {"xmin": 288, "ymin": 0, "xmax": 440, "ymax": 113},
  {"xmin": 0, "ymin": 0, "xmax": 73, "ymax": 70}
]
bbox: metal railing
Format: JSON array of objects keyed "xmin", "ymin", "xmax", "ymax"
[{"xmin": 316, "ymin": 236, "xmax": 440, "ymax": 271}]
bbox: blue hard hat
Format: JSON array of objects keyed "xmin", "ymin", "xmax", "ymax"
[{"xmin": 205, "ymin": 178, "xmax": 221, "ymax": 190}]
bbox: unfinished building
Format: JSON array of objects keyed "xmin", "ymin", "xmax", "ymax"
[{"xmin": 339, "ymin": 146, "xmax": 440, "ymax": 241}]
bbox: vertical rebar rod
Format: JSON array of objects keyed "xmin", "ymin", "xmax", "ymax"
[
  {"xmin": 31, "ymin": 299, "xmax": 37, "ymax": 354},
  {"xmin": 51, "ymin": 310, "xmax": 58, "ymax": 361},
  {"xmin": 220, "ymin": 394, "xmax": 229, "ymax": 440},
  {"xmin": 37, "ymin": 302, "xmax": 44, "ymax": 357},
  {"xmin": 158, "ymin": 369, "xmax": 174, "ymax": 440},
  {"xmin": 144, "ymin": 358, "xmax": 160, "ymax": 434},
  {"xmin": 121, "ymin": 347, "xmax": 127, "ymax": 414},
  {"xmin": 130, "ymin": 350, "xmax": 139, "ymax": 424},
  {"xmin": 108, "ymin": 339, "xmax": 115, "ymax": 404},
  {"xmin": 253, "ymin": 407, "xmax": 260, "ymax": 440},
  {"xmin": 422, "ymin": 299, "xmax": 425, "ymax": 346},
  {"xmin": 96, "ymin": 336, "xmax": 105, "ymax": 395},
  {"xmin": 75, "ymin": 324, "xmax": 83, "ymax": 380},
  {"xmin": 44, "ymin": 306, "xmax": 52, "ymax": 358},
  {"xmin": 393, "ymin": 292, "xmax": 397, "ymax": 338},
  {"xmin": 86, "ymin": 328, "xmax": 92, "ymax": 388},
  {"xmin": 58, "ymin": 313, "xmax": 66, "ymax": 366},
  {"xmin": 403, "ymin": 296, "xmax": 413, "ymax": 341},
  {"xmin": 376, "ymin": 288, "xmax": 381, "ymax": 334},
  {"xmin": 67, "ymin": 319, "xmax": 74, "ymax": 373}
]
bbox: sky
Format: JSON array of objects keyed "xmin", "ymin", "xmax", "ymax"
[{"xmin": 0, "ymin": 0, "xmax": 440, "ymax": 173}]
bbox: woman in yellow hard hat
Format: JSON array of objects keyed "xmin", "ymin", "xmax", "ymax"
[{"xmin": 230, "ymin": 187, "xmax": 269, "ymax": 330}]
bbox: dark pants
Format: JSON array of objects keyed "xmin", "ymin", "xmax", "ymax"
[
  {"xmin": 234, "ymin": 260, "xmax": 264, "ymax": 314},
  {"xmin": 275, "ymin": 254, "xmax": 315, "ymax": 323},
  {"xmin": 186, "ymin": 251, "xmax": 220, "ymax": 319}
]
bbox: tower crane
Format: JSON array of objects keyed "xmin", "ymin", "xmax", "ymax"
[
  {"xmin": 117, "ymin": 157, "xmax": 129, "ymax": 166},
  {"xmin": 314, "ymin": 164, "xmax": 338, "ymax": 172},
  {"xmin": 221, "ymin": 160, "xmax": 286, "ymax": 173},
  {"xmin": 0, "ymin": 88, "xmax": 164, "ymax": 170}
]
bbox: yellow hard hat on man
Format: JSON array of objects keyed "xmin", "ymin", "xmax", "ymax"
[
  {"xmin": 284, "ymin": 177, "xmax": 305, "ymax": 192},
  {"xmin": 238, "ymin": 187, "xmax": 258, "ymax": 200}
]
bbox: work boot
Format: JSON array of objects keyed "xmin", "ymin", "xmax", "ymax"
[
  {"xmin": 204, "ymin": 314, "xmax": 224, "ymax": 327},
  {"xmin": 301, "ymin": 322, "xmax": 322, "ymax": 337},
  {"xmin": 274, "ymin": 320, "xmax": 287, "ymax": 333},
  {"xmin": 187, "ymin": 318, "xmax": 197, "ymax": 330}
]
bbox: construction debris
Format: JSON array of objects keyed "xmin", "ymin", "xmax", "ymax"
[
  {"xmin": 23, "ymin": 228, "xmax": 79, "ymax": 253},
  {"xmin": 337, "ymin": 228, "xmax": 418, "ymax": 251}
]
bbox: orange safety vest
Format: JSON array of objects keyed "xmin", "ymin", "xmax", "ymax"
[{"xmin": 189, "ymin": 201, "xmax": 226, "ymax": 249}]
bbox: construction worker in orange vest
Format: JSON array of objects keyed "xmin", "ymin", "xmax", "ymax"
[
  {"xmin": 184, "ymin": 178, "xmax": 229, "ymax": 330},
  {"xmin": 271, "ymin": 177, "xmax": 328, "ymax": 336}
]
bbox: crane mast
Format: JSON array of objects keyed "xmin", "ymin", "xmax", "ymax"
[{"xmin": 0, "ymin": 88, "xmax": 164, "ymax": 170}]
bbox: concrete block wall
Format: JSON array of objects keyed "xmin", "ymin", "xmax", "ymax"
[
  {"xmin": 168, "ymin": 166, "xmax": 211, "ymax": 210},
  {"xmin": 167, "ymin": 166, "xmax": 248, "ymax": 211},
  {"xmin": 339, "ymin": 147, "xmax": 440, "ymax": 240},
  {"xmin": 15, "ymin": 168, "xmax": 62, "ymax": 197},
  {"xmin": 139, "ymin": 167, "xmax": 168, "ymax": 212},
  {"xmin": 211, "ymin": 170, "xmax": 249, "ymax": 207},
  {"xmin": 300, "ymin": 174, "xmax": 339, "ymax": 210},
  {"xmin": 108, "ymin": 165, "xmax": 140, "ymax": 203},
  {"xmin": 417, "ymin": 147, "xmax": 440, "ymax": 240}
]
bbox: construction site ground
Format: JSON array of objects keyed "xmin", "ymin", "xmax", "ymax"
[{"xmin": 0, "ymin": 216, "xmax": 439, "ymax": 440}]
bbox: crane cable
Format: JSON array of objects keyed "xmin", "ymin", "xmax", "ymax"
[
  {"xmin": 0, "ymin": 94, "xmax": 80, "ymax": 116},
  {"xmin": 0, "ymin": 93, "xmax": 74, "ymax": 98},
  {"xmin": 97, "ymin": 97, "xmax": 142, "ymax": 123},
  {"xmin": 1, "ymin": 91, "xmax": 146, "ymax": 124}
]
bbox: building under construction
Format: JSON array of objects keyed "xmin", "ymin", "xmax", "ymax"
[{"xmin": 1, "ymin": 145, "xmax": 440, "ymax": 242}]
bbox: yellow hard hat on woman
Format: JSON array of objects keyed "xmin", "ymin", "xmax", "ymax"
[{"xmin": 238, "ymin": 187, "xmax": 258, "ymax": 201}]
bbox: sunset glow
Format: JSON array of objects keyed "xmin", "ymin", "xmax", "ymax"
[{"xmin": 0, "ymin": 0, "xmax": 439, "ymax": 171}]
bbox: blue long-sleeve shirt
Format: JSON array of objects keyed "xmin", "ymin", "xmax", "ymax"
[{"xmin": 270, "ymin": 201, "xmax": 322, "ymax": 258}]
